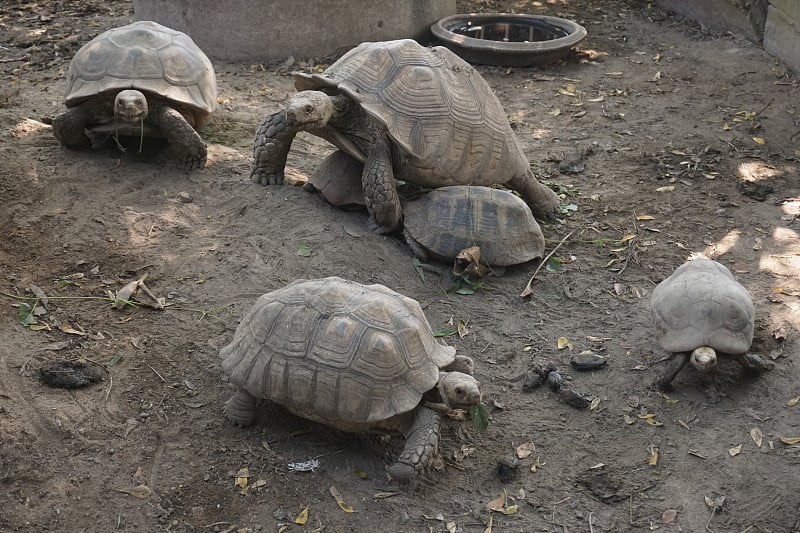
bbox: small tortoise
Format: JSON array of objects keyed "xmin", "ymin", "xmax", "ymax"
[
  {"xmin": 651, "ymin": 257, "xmax": 767, "ymax": 390},
  {"xmin": 52, "ymin": 21, "xmax": 217, "ymax": 170},
  {"xmin": 303, "ymin": 150, "xmax": 367, "ymax": 209},
  {"xmin": 220, "ymin": 277, "xmax": 482, "ymax": 483},
  {"xmin": 402, "ymin": 186, "xmax": 545, "ymax": 268},
  {"xmin": 251, "ymin": 38, "xmax": 561, "ymax": 233}
]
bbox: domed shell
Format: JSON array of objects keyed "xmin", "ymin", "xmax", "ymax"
[
  {"xmin": 292, "ymin": 39, "xmax": 529, "ymax": 188},
  {"xmin": 65, "ymin": 21, "xmax": 216, "ymax": 124},
  {"xmin": 403, "ymin": 186, "xmax": 545, "ymax": 265},
  {"xmin": 220, "ymin": 277, "xmax": 456, "ymax": 429},
  {"xmin": 651, "ymin": 258, "xmax": 754, "ymax": 354}
]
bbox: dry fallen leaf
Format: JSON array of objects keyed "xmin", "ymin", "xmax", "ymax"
[
  {"xmin": 516, "ymin": 441, "xmax": 535, "ymax": 459},
  {"xmin": 750, "ymin": 427, "xmax": 763, "ymax": 448},
  {"xmin": 662, "ymin": 509, "xmax": 677, "ymax": 524},
  {"xmin": 487, "ymin": 491, "xmax": 506, "ymax": 511},
  {"xmin": 60, "ymin": 323, "xmax": 86, "ymax": 336},
  {"xmin": 329, "ymin": 485, "xmax": 355, "ymax": 513},
  {"xmin": 787, "ymin": 396, "xmax": 800, "ymax": 407},
  {"xmin": 636, "ymin": 214, "xmax": 655, "ymax": 220},
  {"xmin": 557, "ymin": 337, "xmax": 573, "ymax": 350},
  {"xmin": 780, "ymin": 436, "xmax": 800, "ymax": 445},
  {"xmin": 648, "ymin": 444, "xmax": 659, "ymax": 466},
  {"xmin": 115, "ymin": 484, "xmax": 152, "ymax": 499},
  {"xmin": 484, "ymin": 512, "xmax": 493, "ymax": 533},
  {"xmin": 453, "ymin": 246, "xmax": 487, "ymax": 277},
  {"xmin": 457, "ymin": 319, "xmax": 469, "ymax": 339},
  {"xmin": 752, "ymin": 137, "xmax": 766, "ymax": 145},
  {"xmin": 294, "ymin": 506, "xmax": 309, "ymax": 525},
  {"xmin": 234, "ymin": 467, "xmax": 250, "ymax": 494},
  {"xmin": 728, "ymin": 444, "xmax": 743, "ymax": 456}
]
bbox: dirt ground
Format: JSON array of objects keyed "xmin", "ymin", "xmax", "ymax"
[{"xmin": 1, "ymin": 0, "xmax": 799, "ymax": 531}]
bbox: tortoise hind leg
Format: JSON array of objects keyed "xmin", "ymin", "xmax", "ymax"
[
  {"xmin": 52, "ymin": 103, "xmax": 94, "ymax": 149},
  {"xmin": 224, "ymin": 389, "xmax": 257, "ymax": 426},
  {"xmin": 388, "ymin": 406, "xmax": 441, "ymax": 484},
  {"xmin": 508, "ymin": 170, "xmax": 561, "ymax": 221},
  {"xmin": 655, "ymin": 352, "xmax": 690, "ymax": 391},
  {"xmin": 150, "ymin": 102, "xmax": 207, "ymax": 170}
]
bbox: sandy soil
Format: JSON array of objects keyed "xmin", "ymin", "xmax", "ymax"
[{"xmin": 1, "ymin": 0, "xmax": 799, "ymax": 531}]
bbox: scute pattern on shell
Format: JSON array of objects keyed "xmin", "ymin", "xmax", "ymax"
[
  {"xmin": 220, "ymin": 277, "xmax": 456, "ymax": 430},
  {"xmin": 293, "ymin": 39, "xmax": 529, "ymax": 188},
  {"xmin": 651, "ymin": 258, "xmax": 754, "ymax": 354},
  {"xmin": 65, "ymin": 21, "xmax": 216, "ymax": 122},
  {"xmin": 403, "ymin": 186, "xmax": 545, "ymax": 265}
]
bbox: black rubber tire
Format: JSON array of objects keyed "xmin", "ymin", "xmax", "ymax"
[{"xmin": 431, "ymin": 13, "xmax": 587, "ymax": 67}]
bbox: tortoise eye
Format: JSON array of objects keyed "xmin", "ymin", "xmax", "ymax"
[
  {"xmin": 455, "ymin": 386, "xmax": 465, "ymax": 396},
  {"xmin": 304, "ymin": 105, "xmax": 313, "ymax": 114}
]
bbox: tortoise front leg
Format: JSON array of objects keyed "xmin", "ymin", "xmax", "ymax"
[
  {"xmin": 388, "ymin": 406, "xmax": 441, "ymax": 484},
  {"xmin": 52, "ymin": 102, "xmax": 94, "ymax": 149},
  {"xmin": 362, "ymin": 138, "xmax": 402, "ymax": 234},
  {"xmin": 251, "ymin": 109, "xmax": 297, "ymax": 185},
  {"xmin": 655, "ymin": 351, "xmax": 690, "ymax": 390},
  {"xmin": 224, "ymin": 389, "xmax": 258, "ymax": 426},
  {"xmin": 151, "ymin": 102, "xmax": 207, "ymax": 170},
  {"xmin": 737, "ymin": 352, "xmax": 769, "ymax": 374}
]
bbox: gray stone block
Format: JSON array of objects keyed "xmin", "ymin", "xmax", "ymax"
[
  {"xmin": 133, "ymin": 0, "xmax": 456, "ymax": 61},
  {"xmin": 770, "ymin": 0, "xmax": 800, "ymax": 22},
  {"xmin": 764, "ymin": 4, "xmax": 800, "ymax": 74},
  {"xmin": 656, "ymin": 0, "xmax": 759, "ymax": 40}
]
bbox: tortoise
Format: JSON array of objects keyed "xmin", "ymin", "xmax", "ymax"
[
  {"xmin": 219, "ymin": 277, "xmax": 482, "ymax": 483},
  {"xmin": 402, "ymin": 186, "xmax": 545, "ymax": 269},
  {"xmin": 52, "ymin": 21, "xmax": 217, "ymax": 170},
  {"xmin": 650, "ymin": 257, "xmax": 767, "ymax": 390},
  {"xmin": 302, "ymin": 149, "xmax": 366, "ymax": 209},
  {"xmin": 250, "ymin": 38, "xmax": 561, "ymax": 234}
]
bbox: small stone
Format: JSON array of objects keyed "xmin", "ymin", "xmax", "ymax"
[{"xmin": 177, "ymin": 191, "xmax": 193, "ymax": 203}]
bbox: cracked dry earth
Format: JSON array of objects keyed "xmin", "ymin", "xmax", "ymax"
[{"xmin": 1, "ymin": 0, "xmax": 799, "ymax": 532}]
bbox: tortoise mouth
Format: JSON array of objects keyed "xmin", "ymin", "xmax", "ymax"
[
  {"xmin": 114, "ymin": 90, "xmax": 149, "ymax": 124},
  {"xmin": 690, "ymin": 347, "xmax": 717, "ymax": 372}
]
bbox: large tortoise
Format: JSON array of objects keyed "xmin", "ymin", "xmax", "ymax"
[
  {"xmin": 220, "ymin": 277, "xmax": 482, "ymax": 483},
  {"xmin": 52, "ymin": 21, "xmax": 217, "ymax": 170},
  {"xmin": 651, "ymin": 257, "xmax": 767, "ymax": 390},
  {"xmin": 251, "ymin": 38, "xmax": 561, "ymax": 234},
  {"xmin": 402, "ymin": 186, "xmax": 545, "ymax": 268}
]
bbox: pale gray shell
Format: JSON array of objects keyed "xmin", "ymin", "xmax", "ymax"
[
  {"xmin": 293, "ymin": 39, "xmax": 529, "ymax": 188},
  {"xmin": 403, "ymin": 186, "xmax": 545, "ymax": 265},
  {"xmin": 220, "ymin": 277, "xmax": 455, "ymax": 428},
  {"xmin": 651, "ymin": 258, "xmax": 754, "ymax": 354},
  {"xmin": 65, "ymin": 21, "xmax": 217, "ymax": 125}
]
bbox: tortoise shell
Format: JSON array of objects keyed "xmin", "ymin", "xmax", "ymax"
[
  {"xmin": 65, "ymin": 21, "xmax": 216, "ymax": 126},
  {"xmin": 651, "ymin": 258, "xmax": 754, "ymax": 354},
  {"xmin": 403, "ymin": 186, "xmax": 545, "ymax": 265},
  {"xmin": 220, "ymin": 277, "xmax": 455, "ymax": 430},
  {"xmin": 292, "ymin": 39, "xmax": 529, "ymax": 188}
]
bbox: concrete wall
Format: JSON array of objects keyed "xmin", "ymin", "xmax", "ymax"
[
  {"xmin": 657, "ymin": 0, "xmax": 760, "ymax": 41},
  {"xmin": 658, "ymin": 0, "xmax": 800, "ymax": 74},
  {"xmin": 764, "ymin": 0, "xmax": 800, "ymax": 74},
  {"xmin": 133, "ymin": 0, "xmax": 456, "ymax": 61}
]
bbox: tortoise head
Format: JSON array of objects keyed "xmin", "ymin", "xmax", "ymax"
[
  {"xmin": 114, "ymin": 89, "xmax": 149, "ymax": 124},
  {"xmin": 438, "ymin": 371, "xmax": 482, "ymax": 410},
  {"xmin": 690, "ymin": 346, "xmax": 717, "ymax": 372},
  {"xmin": 287, "ymin": 90, "xmax": 335, "ymax": 129}
]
